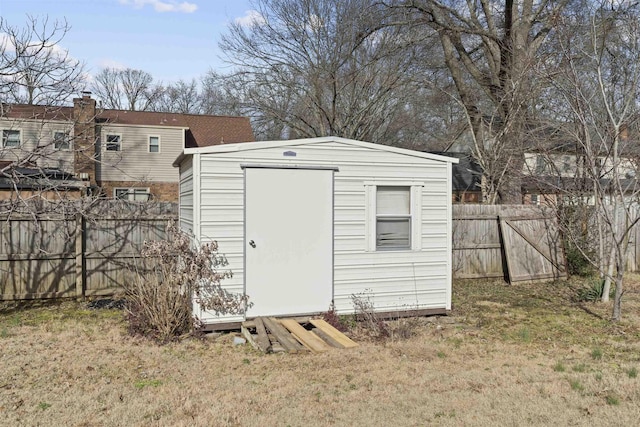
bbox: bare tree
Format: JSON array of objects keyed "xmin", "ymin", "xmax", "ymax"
[
  {"xmin": 218, "ymin": 0, "xmax": 427, "ymax": 143},
  {"xmin": 91, "ymin": 67, "xmax": 162, "ymax": 111},
  {"xmin": 0, "ymin": 15, "xmax": 86, "ymax": 106},
  {"xmin": 152, "ymin": 78, "xmax": 202, "ymax": 114},
  {"xmin": 199, "ymin": 71, "xmax": 244, "ymax": 117},
  {"xmin": 386, "ymin": 0, "xmax": 571, "ymax": 203},
  {"xmin": 540, "ymin": 0, "xmax": 640, "ymax": 321}
]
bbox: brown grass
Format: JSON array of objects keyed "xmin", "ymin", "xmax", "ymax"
[{"xmin": 2, "ymin": 275, "xmax": 640, "ymax": 426}]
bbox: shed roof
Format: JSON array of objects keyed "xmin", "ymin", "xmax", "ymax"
[{"xmin": 173, "ymin": 136, "xmax": 459, "ymax": 167}]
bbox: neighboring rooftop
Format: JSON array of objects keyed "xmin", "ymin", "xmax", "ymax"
[{"xmin": 0, "ymin": 102, "xmax": 255, "ymax": 147}]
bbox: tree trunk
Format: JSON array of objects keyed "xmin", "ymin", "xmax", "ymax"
[
  {"xmin": 601, "ymin": 245, "xmax": 615, "ymax": 302},
  {"xmin": 612, "ymin": 268, "xmax": 624, "ymax": 321}
]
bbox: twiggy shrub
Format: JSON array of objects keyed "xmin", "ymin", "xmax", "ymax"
[
  {"xmin": 351, "ymin": 292, "xmax": 389, "ymax": 340},
  {"xmin": 125, "ymin": 222, "xmax": 249, "ymax": 342}
]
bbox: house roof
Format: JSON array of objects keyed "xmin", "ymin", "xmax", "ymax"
[
  {"xmin": 0, "ymin": 161, "xmax": 87, "ymax": 191},
  {"xmin": 1, "ymin": 104, "xmax": 74, "ymax": 121},
  {"xmin": 174, "ymin": 136, "xmax": 460, "ymax": 167},
  {"xmin": 432, "ymin": 152, "xmax": 482, "ymax": 192},
  {"xmin": 0, "ymin": 103, "xmax": 255, "ymax": 148},
  {"xmin": 522, "ymin": 176, "xmax": 640, "ymax": 194}
]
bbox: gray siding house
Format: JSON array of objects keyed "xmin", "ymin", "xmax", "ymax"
[{"xmin": 0, "ymin": 95, "xmax": 254, "ymax": 201}]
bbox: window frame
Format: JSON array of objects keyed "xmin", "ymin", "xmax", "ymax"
[
  {"xmin": 148, "ymin": 135, "xmax": 160, "ymax": 153},
  {"xmin": 2, "ymin": 129, "xmax": 21, "ymax": 148},
  {"xmin": 375, "ymin": 186, "xmax": 412, "ymax": 251},
  {"xmin": 53, "ymin": 130, "xmax": 71, "ymax": 151},
  {"xmin": 365, "ymin": 183, "xmax": 422, "ymax": 252},
  {"xmin": 105, "ymin": 133, "xmax": 122, "ymax": 152},
  {"xmin": 114, "ymin": 187, "xmax": 151, "ymax": 201}
]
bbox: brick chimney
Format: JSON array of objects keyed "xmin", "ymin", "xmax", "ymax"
[{"xmin": 73, "ymin": 92, "xmax": 97, "ymax": 185}]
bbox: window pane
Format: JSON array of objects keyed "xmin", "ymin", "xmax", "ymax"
[
  {"xmin": 149, "ymin": 136, "xmax": 159, "ymax": 152},
  {"xmin": 377, "ymin": 186, "xmax": 410, "ymax": 215},
  {"xmin": 3, "ymin": 130, "xmax": 20, "ymax": 147},
  {"xmin": 132, "ymin": 189, "xmax": 150, "ymax": 201},
  {"xmin": 106, "ymin": 134, "xmax": 120, "ymax": 151},
  {"xmin": 115, "ymin": 189, "xmax": 128, "ymax": 199},
  {"xmin": 376, "ymin": 218, "xmax": 411, "ymax": 249},
  {"xmin": 54, "ymin": 132, "xmax": 70, "ymax": 150}
]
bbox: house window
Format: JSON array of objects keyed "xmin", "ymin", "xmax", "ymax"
[
  {"xmin": 114, "ymin": 188, "xmax": 150, "ymax": 201},
  {"xmin": 54, "ymin": 131, "xmax": 71, "ymax": 150},
  {"xmin": 2, "ymin": 129, "xmax": 21, "ymax": 148},
  {"xmin": 376, "ymin": 186, "xmax": 411, "ymax": 250},
  {"xmin": 105, "ymin": 134, "xmax": 121, "ymax": 151},
  {"xmin": 149, "ymin": 136, "xmax": 160, "ymax": 153}
]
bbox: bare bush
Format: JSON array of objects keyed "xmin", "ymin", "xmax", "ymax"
[
  {"xmin": 125, "ymin": 222, "xmax": 249, "ymax": 342},
  {"xmin": 321, "ymin": 302, "xmax": 349, "ymax": 332},
  {"xmin": 351, "ymin": 292, "xmax": 389, "ymax": 340}
]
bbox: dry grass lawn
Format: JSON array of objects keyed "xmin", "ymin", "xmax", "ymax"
[{"xmin": 2, "ymin": 276, "xmax": 640, "ymax": 426}]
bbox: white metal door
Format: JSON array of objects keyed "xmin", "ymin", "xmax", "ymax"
[{"xmin": 245, "ymin": 167, "xmax": 333, "ymax": 317}]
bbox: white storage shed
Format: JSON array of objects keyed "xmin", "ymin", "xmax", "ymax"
[{"xmin": 173, "ymin": 136, "xmax": 458, "ymax": 327}]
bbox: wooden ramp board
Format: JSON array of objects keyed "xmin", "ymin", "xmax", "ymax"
[
  {"xmin": 241, "ymin": 317, "xmax": 359, "ymax": 353},
  {"xmin": 309, "ymin": 319, "xmax": 359, "ymax": 348},
  {"xmin": 263, "ymin": 317, "xmax": 307, "ymax": 353},
  {"xmin": 279, "ymin": 318, "xmax": 330, "ymax": 353},
  {"xmin": 241, "ymin": 317, "xmax": 271, "ymax": 353}
]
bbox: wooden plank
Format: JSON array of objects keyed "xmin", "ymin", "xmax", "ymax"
[
  {"xmin": 241, "ymin": 323, "xmax": 272, "ymax": 353},
  {"xmin": 280, "ymin": 318, "xmax": 330, "ymax": 353},
  {"xmin": 311, "ymin": 327, "xmax": 346, "ymax": 349},
  {"xmin": 309, "ymin": 319, "xmax": 358, "ymax": 348},
  {"xmin": 253, "ymin": 317, "xmax": 272, "ymax": 353},
  {"xmin": 241, "ymin": 324, "xmax": 259, "ymax": 351},
  {"xmin": 75, "ymin": 213, "xmax": 84, "ymax": 299},
  {"xmin": 262, "ymin": 317, "xmax": 306, "ymax": 353}
]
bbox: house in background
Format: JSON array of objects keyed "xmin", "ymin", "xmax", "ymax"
[
  {"xmin": 0, "ymin": 93, "xmax": 254, "ymax": 201},
  {"xmin": 440, "ymin": 121, "xmax": 640, "ymax": 205}
]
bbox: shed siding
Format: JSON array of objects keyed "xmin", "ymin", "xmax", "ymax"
[
  {"xmin": 178, "ymin": 155, "xmax": 193, "ymax": 234},
  {"xmin": 98, "ymin": 124, "xmax": 184, "ymax": 182},
  {"xmin": 192, "ymin": 140, "xmax": 452, "ymax": 324}
]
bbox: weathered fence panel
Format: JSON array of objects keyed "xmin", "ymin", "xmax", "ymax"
[
  {"xmin": 500, "ymin": 216, "xmax": 567, "ymax": 282},
  {"xmin": 452, "ymin": 205, "xmax": 567, "ymax": 282},
  {"xmin": 0, "ymin": 202, "xmax": 177, "ymax": 301}
]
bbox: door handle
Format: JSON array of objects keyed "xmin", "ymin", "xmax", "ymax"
[{"xmin": 249, "ymin": 240, "xmax": 256, "ymax": 248}]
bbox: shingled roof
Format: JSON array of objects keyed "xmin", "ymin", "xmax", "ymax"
[{"xmin": 1, "ymin": 103, "xmax": 254, "ymax": 147}]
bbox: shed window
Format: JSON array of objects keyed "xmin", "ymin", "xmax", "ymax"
[
  {"xmin": 105, "ymin": 134, "xmax": 121, "ymax": 151},
  {"xmin": 2, "ymin": 129, "xmax": 21, "ymax": 148},
  {"xmin": 376, "ymin": 186, "xmax": 411, "ymax": 250}
]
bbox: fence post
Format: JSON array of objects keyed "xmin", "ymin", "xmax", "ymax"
[{"xmin": 75, "ymin": 213, "xmax": 85, "ymax": 299}]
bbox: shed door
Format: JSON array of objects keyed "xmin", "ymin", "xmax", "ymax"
[{"xmin": 245, "ymin": 167, "xmax": 333, "ymax": 317}]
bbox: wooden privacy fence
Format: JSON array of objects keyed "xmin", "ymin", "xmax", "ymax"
[
  {"xmin": 0, "ymin": 203, "xmax": 177, "ymax": 300},
  {"xmin": 452, "ymin": 205, "xmax": 568, "ymax": 282},
  {"xmin": 1, "ymin": 202, "xmax": 586, "ymax": 301}
]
